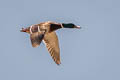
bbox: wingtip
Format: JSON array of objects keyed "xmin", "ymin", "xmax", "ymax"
[{"xmin": 56, "ymin": 61, "xmax": 61, "ymax": 65}]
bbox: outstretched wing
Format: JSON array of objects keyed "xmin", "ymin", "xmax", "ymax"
[
  {"xmin": 43, "ymin": 32, "xmax": 61, "ymax": 65},
  {"xmin": 30, "ymin": 32, "xmax": 44, "ymax": 47}
]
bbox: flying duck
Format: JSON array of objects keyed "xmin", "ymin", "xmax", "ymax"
[{"xmin": 21, "ymin": 21, "xmax": 81, "ymax": 65}]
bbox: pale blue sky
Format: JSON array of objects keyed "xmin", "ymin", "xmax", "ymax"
[{"xmin": 0, "ymin": 0, "xmax": 120, "ymax": 80}]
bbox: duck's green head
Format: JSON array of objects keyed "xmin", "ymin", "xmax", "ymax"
[{"xmin": 62, "ymin": 23, "xmax": 81, "ymax": 29}]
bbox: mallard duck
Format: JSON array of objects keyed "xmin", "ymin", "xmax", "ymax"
[{"xmin": 21, "ymin": 21, "xmax": 81, "ymax": 65}]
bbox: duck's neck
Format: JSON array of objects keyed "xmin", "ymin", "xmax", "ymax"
[{"xmin": 62, "ymin": 23, "xmax": 73, "ymax": 28}]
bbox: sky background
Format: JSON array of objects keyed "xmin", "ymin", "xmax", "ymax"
[{"xmin": 0, "ymin": 0, "xmax": 120, "ymax": 80}]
